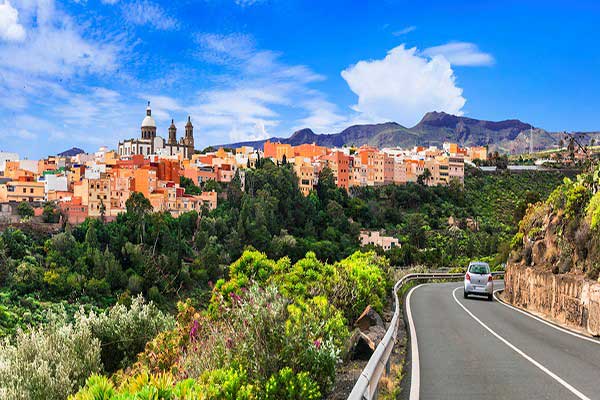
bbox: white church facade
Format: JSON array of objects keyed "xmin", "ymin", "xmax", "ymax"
[{"xmin": 118, "ymin": 102, "xmax": 195, "ymax": 160}]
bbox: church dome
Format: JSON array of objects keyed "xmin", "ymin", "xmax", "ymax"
[
  {"xmin": 141, "ymin": 101, "xmax": 156, "ymax": 128},
  {"xmin": 142, "ymin": 115, "xmax": 156, "ymax": 128}
]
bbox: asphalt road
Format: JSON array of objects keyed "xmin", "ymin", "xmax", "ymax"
[{"xmin": 404, "ymin": 281, "xmax": 600, "ymax": 400}]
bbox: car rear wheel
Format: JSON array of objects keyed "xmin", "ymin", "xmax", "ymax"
[{"xmin": 463, "ymin": 290, "xmax": 468, "ymax": 299}]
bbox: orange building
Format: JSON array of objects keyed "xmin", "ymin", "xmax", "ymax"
[
  {"xmin": 320, "ymin": 151, "xmax": 350, "ymax": 189},
  {"xmin": 263, "ymin": 140, "xmax": 293, "ymax": 162},
  {"xmin": 293, "ymin": 143, "xmax": 329, "ymax": 159},
  {"xmin": 59, "ymin": 197, "xmax": 88, "ymax": 224},
  {"xmin": 154, "ymin": 159, "xmax": 181, "ymax": 182},
  {"xmin": 3, "ymin": 161, "xmax": 34, "ymax": 180},
  {"xmin": 133, "ymin": 167, "xmax": 157, "ymax": 198}
]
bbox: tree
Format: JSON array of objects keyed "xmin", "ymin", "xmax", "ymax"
[
  {"xmin": 126, "ymin": 192, "xmax": 152, "ymax": 217},
  {"xmin": 126, "ymin": 192, "xmax": 152, "ymax": 243},
  {"xmin": 180, "ymin": 176, "xmax": 202, "ymax": 195},
  {"xmin": 85, "ymin": 224, "xmax": 99, "ymax": 249},
  {"xmin": 203, "ymin": 179, "xmax": 221, "ymax": 193},
  {"xmin": 99, "ymin": 199, "xmax": 106, "ymax": 222},
  {"xmin": 417, "ymin": 168, "xmax": 432, "ymax": 186},
  {"xmin": 17, "ymin": 202, "xmax": 34, "ymax": 218},
  {"xmin": 316, "ymin": 167, "xmax": 337, "ymax": 205},
  {"xmin": 42, "ymin": 202, "xmax": 60, "ymax": 223}
]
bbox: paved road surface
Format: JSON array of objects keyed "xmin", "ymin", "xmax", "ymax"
[{"xmin": 405, "ymin": 281, "xmax": 600, "ymax": 400}]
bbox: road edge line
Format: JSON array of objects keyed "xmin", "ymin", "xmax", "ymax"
[
  {"xmin": 405, "ymin": 284, "xmax": 424, "ymax": 400},
  {"xmin": 452, "ymin": 287, "xmax": 591, "ymax": 400},
  {"xmin": 493, "ymin": 289, "xmax": 600, "ymax": 345}
]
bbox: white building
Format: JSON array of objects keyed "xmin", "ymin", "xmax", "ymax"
[
  {"xmin": 0, "ymin": 152, "xmax": 19, "ymax": 173},
  {"xmin": 43, "ymin": 174, "xmax": 68, "ymax": 193},
  {"xmin": 118, "ymin": 103, "xmax": 195, "ymax": 160}
]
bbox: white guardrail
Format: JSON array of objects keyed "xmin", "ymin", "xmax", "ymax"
[{"xmin": 347, "ymin": 270, "xmax": 505, "ymax": 400}]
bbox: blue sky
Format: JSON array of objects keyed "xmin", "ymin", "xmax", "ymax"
[{"xmin": 1, "ymin": 0, "xmax": 599, "ymax": 159}]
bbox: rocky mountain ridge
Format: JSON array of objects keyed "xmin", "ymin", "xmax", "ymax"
[{"xmin": 220, "ymin": 112, "xmax": 600, "ymax": 154}]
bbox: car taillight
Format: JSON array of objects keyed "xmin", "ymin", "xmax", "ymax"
[
  {"xmin": 488, "ymin": 275, "xmax": 493, "ymax": 282},
  {"xmin": 466, "ymin": 273, "xmax": 470, "ymax": 281}
]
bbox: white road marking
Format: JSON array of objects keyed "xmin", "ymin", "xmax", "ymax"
[
  {"xmin": 406, "ymin": 284, "xmax": 425, "ymax": 400},
  {"xmin": 493, "ymin": 289, "xmax": 600, "ymax": 345},
  {"xmin": 452, "ymin": 287, "xmax": 591, "ymax": 400}
]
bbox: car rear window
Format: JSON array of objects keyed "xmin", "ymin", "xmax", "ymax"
[{"xmin": 469, "ymin": 264, "xmax": 490, "ymax": 274}]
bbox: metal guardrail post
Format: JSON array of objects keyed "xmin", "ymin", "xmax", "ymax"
[{"xmin": 347, "ymin": 271, "xmax": 505, "ymax": 400}]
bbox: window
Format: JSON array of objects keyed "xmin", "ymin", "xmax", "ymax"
[{"xmin": 469, "ymin": 263, "xmax": 490, "ymax": 274}]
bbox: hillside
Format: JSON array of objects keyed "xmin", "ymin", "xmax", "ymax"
[
  {"xmin": 220, "ymin": 112, "xmax": 600, "ymax": 154},
  {"xmin": 57, "ymin": 147, "xmax": 85, "ymax": 157},
  {"xmin": 509, "ymin": 166, "xmax": 600, "ymax": 279},
  {"xmin": 505, "ymin": 165, "xmax": 600, "ymax": 335}
]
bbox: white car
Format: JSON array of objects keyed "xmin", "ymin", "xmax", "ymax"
[{"xmin": 464, "ymin": 261, "xmax": 493, "ymax": 301}]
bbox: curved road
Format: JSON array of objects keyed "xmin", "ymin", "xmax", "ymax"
[{"xmin": 404, "ymin": 282, "xmax": 600, "ymax": 400}]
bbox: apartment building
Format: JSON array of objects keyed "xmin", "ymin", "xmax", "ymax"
[
  {"xmin": 320, "ymin": 151, "xmax": 350, "ymax": 189},
  {"xmin": 0, "ymin": 177, "xmax": 45, "ymax": 202},
  {"xmin": 294, "ymin": 157, "xmax": 317, "ymax": 196}
]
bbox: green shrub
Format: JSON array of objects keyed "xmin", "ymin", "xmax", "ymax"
[
  {"xmin": 335, "ymin": 251, "xmax": 389, "ymax": 320},
  {"xmin": 283, "ymin": 296, "xmax": 347, "ymax": 392},
  {"xmin": 75, "ymin": 296, "xmax": 175, "ymax": 373},
  {"xmin": 586, "ymin": 191, "xmax": 600, "ymax": 230},
  {"xmin": 74, "ymin": 367, "xmax": 321, "ymax": 400},
  {"xmin": 73, "ymin": 369, "xmax": 257, "ymax": 400},
  {"xmin": 0, "ymin": 312, "xmax": 102, "ymax": 400},
  {"xmin": 264, "ymin": 368, "xmax": 321, "ymax": 400},
  {"xmin": 564, "ymin": 182, "xmax": 590, "ymax": 219},
  {"xmin": 16, "ymin": 202, "xmax": 34, "ymax": 218},
  {"xmin": 511, "ymin": 232, "xmax": 524, "ymax": 250}
]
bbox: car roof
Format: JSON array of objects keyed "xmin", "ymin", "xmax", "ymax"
[{"xmin": 469, "ymin": 261, "xmax": 489, "ymax": 266}]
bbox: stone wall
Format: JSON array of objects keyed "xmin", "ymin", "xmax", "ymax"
[{"xmin": 504, "ymin": 264, "xmax": 600, "ymax": 336}]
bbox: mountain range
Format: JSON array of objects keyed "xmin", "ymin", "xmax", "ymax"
[{"xmin": 219, "ymin": 112, "xmax": 600, "ymax": 154}]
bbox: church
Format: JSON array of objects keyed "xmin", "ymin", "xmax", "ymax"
[{"xmin": 118, "ymin": 102, "xmax": 195, "ymax": 159}]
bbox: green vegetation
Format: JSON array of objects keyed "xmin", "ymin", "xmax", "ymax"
[
  {"xmin": 0, "ymin": 297, "xmax": 172, "ymax": 400},
  {"xmin": 349, "ymin": 168, "xmax": 567, "ymax": 269},
  {"xmin": 512, "ymin": 165, "xmax": 600, "ymax": 280},
  {"xmin": 16, "ymin": 202, "xmax": 34, "ymax": 219},
  {"xmin": 0, "ymin": 159, "xmax": 569, "ymax": 398},
  {"xmin": 0, "ymin": 250, "xmax": 390, "ymax": 399}
]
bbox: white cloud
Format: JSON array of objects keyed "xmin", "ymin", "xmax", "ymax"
[
  {"xmin": 122, "ymin": 0, "xmax": 179, "ymax": 30},
  {"xmin": 393, "ymin": 25, "xmax": 416, "ymax": 36},
  {"xmin": 191, "ymin": 33, "xmax": 341, "ymax": 144},
  {"xmin": 234, "ymin": 0, "xmax": 265, "ymax": 7},
  {"xmin": 17, "ymin": 129, "xmax": 36, "ymax": 139},
  {"xmin": 0, "ymin": 1, "xmax": 26, "ymax": 42},
  {"xmin": 422, "ymin": 42, "xmax": 494, "ymax": 66},
  {"xmin": 341, "ymin": 44, "xmax": 466, "ymax": 127},
  {"xmin": 294, "ymin": 98, "xmax": 348, "ymax": 133},
  {"xmin": 101, "ymin": 0, "xmax": 119, "ymax": 4},
  {"xmin": 0, "ymin": 0, "xmax": 122, "ymax": 76}
]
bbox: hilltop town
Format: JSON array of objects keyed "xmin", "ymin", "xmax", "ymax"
[{"xmin": 0, "ymin": 104, "xmax": 489, "ymax": 224}]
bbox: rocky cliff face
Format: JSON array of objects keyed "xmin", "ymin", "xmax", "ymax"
[
  {"xmin": 504, "ymin": 264, "xmax": 600, "ymax": 336},
  {"xmin": 505, "ymin": 166, "xmax": 600, "ymax": 336}
]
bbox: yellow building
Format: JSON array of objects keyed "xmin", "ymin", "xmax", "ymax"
[
  {"xmin": 293, "ymin": 157, "xmax": 317, "ymax": 196},
  {"xmin": 0, "ymin": 179, "xmax": 45, "ymax": 202}
]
